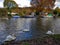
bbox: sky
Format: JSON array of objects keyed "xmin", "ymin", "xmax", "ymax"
[
  {"xmin": 14, "ymin": 0, "xmax": 31, "ymax": 7},
  {"xmin": 0, "ymin": 0, "xmax": 60, "ymax": 8},
  {"xmin": 0, "ymin": 0, "xmax": 31, "ymax": 8},
  {"xmin": 54, "ymin": 0, "xmax": 60, "ymax": 9}
]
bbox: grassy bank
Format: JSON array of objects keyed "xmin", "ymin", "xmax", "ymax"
[{"xmin": 2, "ymin": 34, "xmax": 60, "ymax": 45}]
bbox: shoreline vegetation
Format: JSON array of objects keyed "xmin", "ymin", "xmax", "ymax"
[{"xmin": 2, "ymin": 34, "xmax": 60, "ymax": 45}]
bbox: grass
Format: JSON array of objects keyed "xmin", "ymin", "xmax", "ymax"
[
  {"xmin": 46, "ymin": 34, "xmax": 60, "ymax": 41},
  {"xmin": 2, "ymin": 34, "xmax": 60, "ymax": 45}
]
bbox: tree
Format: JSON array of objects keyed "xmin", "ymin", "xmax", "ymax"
[
  {"xmin": 3, "ymin": 0, "xmax": 18, "ymax": 18},
  {"xmin": 53, "ymin": 7, "xmax": 60, "ymax": 16},
  {"xmin": 0, "ymin": 8, "xmax": 7, "ymax": 17},
  {"xmin": 30, "ymin": 0, "xmax": 56, "ymax": 12},
  {"xmin": 3, "ymin": 0, "xmax": 18, "ymax": 8}
]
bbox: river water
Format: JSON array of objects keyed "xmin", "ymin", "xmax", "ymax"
[{"xmin": 0, "ymin": 17, "xmax": 60, "ymax": 43}]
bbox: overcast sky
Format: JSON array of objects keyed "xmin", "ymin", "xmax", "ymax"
[
  {"xmin": 54, "ymin": 0, "xmax": 60, "ymax": 9},
  {"xmin": 14, "ymin": 0, "xmax": 31, "ymax": 7},
  {"xmin": 0, "ymin": 0, "xmax": 60, "ymax": 8}
]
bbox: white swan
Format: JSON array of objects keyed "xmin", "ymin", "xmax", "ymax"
[
  {"xmin": 46, "ymin": 30, "xmax": 54, "ymax": 34},
  {"xmin": 4, "ymin": 34, "xmax": 16, "ymax": 41},
  {"xmin": 23, "ymin": 29, "xmax": 30, "ymax": 32}
]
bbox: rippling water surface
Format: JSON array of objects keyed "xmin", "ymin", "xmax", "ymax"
[{"xmin": 0, "ymin": 17, "xmax": 60, "ymax": 44}]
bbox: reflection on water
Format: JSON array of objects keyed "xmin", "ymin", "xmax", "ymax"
[
  {"xmin": 0, "ymin": 18, "xmax": 36, "ymax": 43},
  {"xmin": 0, "ymin": 17, "xmax": 59, "ymax": 43}
]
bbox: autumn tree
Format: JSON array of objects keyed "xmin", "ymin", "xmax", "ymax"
[
  {"xmin": 30, "ymin": 0, "xmax": 56, "ymax": 12},
  {"xmin": 0, "ymin": 8, "xmax": 7, "ymax": 17}
]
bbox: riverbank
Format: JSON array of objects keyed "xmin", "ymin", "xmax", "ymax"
[{"xmin": 2, "ymin": 35, "xmax": 60, "ymax": 45}]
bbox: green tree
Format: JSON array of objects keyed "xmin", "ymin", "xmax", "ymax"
[
  {"xmin": 3, "ymin": 0, "xmax": 18, "ymax": 8},
  {"xmin": 53, "ymin": 7, "xmax": 60, "ymax": 14},
  {"xmin": 3, "ymin": 0, "xmax": 18, "ymax": 18}
]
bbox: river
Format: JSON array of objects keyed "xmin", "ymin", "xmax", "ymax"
[{"xmin": 0, "ymin": 17, "xmax": 60, "ymax": 44}]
